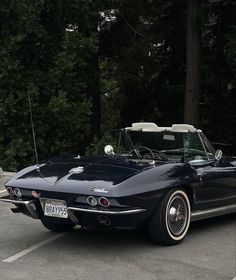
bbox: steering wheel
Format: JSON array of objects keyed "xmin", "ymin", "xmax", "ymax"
[
  {"xmin": 151, "ymin": 149, "xmax": 169, "ymax": 161},
  {"xmin": 129, "ymin": 146, "xmax": 168, "ymax": 161}
]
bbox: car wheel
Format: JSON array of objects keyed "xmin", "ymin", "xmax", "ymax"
[
  {"xmin": 148, "ymin": 189, "xmax": 191, "ymax": 245},
  {"xmin": 41, "ymin": 217, "xmax": 75, "ymax": 232}
]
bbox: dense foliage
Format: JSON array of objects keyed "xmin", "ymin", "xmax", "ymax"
[{"xmin": 0, "ymin": 0, "xmax": 235, "ymax": 171}]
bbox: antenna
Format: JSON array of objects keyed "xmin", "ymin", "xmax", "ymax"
[
  {"xmin": 26, "ymin": 92, "xmax": 54, "ymax": 184},
  {"xmin": 27, "ymin": 92, "xmax": 39, "ymax": 168}
]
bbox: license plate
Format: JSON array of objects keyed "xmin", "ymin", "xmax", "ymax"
[{"xmin": 43, "ymin": 199, "xmax": 68, "ymax": 219}]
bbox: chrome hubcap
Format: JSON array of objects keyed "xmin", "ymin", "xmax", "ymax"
[{"xmin": 167, "ymin": 195, "xmax": 188, "ymax": 236}]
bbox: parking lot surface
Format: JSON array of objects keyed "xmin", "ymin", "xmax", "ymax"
[{"xmin": 0, "ymin": 179, "xmax": 235, "ymax": 280}]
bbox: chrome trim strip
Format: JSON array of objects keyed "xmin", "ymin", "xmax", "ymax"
[
  {"xmin": 68, "ymin": 207, "xmax": 146, "ymax": 215},
  {"xmin": 0, "ymin": 197, "xmax": 31, "ymax": 205},
  {"xmin": 0, "ymin": 197, "xmax": 38, "ymax": 219},
  {"xmin": 191, "ymin": 204, "xmax": 236, "ymax": 221}
]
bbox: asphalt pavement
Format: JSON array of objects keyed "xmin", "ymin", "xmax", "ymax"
[{"xmin": 0, "ymin": 175, "xmax": 235, "ymax": 280}]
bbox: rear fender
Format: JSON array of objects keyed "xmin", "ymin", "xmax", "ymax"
[{"xmin": 115, "ymin": 163, "xmax": 197, "ymax": 197}]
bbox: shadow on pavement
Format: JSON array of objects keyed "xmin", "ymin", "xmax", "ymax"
[{"xmin": 53, "ymin": 213, "xmax": 235, "ymax": 249}]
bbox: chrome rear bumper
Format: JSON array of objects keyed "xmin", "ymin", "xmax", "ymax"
[
  {"xmin": 0, "ymin": 196, "xmax": 146, "ymax": 222},
  {"xmin": 67, "ymin": 206, "xmax": 146, "ymax": 215},
  {"xmin": 0, "ymin": 196, "xmax": 39, "ymax": 219}
]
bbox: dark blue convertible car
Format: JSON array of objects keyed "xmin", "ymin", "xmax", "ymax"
[{"xmin": 1, "ymin": 122, "xmax": 235, "ymax": 245}]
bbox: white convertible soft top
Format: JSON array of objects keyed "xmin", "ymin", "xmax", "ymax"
[{"xmin": 126, "ymin": 122, "xmax": 197, "ymax": 132}]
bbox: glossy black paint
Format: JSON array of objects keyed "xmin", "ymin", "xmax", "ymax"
[
  {"xmin": 4, "ymin": 148, "xmax": 236, "ymax": 228},
  {"xmin": 6, "ymin": 155, "xmax": 195, "ymax": 196},
  {"xmin": 192, "ymin": 159, "xmax": 236, "ymax": 209}
]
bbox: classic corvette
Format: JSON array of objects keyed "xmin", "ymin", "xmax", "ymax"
[{"xmin": 0, "ymin": 122, "xmax": 235, "ymax": 245}]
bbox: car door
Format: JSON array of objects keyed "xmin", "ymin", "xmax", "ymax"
[
  {"xmin": 188, "ymin": 131, "xmax": 236, "ymax": 210},
  {"xmin": 192, "ymin": 158, "xmax": 236, "ymax": 210}
]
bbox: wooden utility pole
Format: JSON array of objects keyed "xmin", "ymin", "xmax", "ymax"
[{"xmin": 184, "ymin": 0, "xmax": 201, "ymax": 126}]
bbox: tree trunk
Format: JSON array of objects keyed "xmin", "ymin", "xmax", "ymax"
[
  {"xmin": 216, "ymin": 1, "xmax": 224, "ymax": 96},
  {"xmin": 57, "ymin": 0, "xmax": 64, "ymax": 26},
  {"xmin": 184, "ymin": 0, "xmax": 201, "ymax": 126}
]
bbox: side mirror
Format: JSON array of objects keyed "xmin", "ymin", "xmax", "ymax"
[
  {"xmin": 104, "ymin": 145, "xmax": 114, "ymax": 155},
  {"xmin": 215, "ymin": 149, "xmax": 223, "ymax": 161}
]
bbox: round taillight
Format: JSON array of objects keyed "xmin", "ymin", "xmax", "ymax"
[
  {"xmin": 87, "ymin": 196, "xmax": 97, "ymax": 207},
  {"xmin": 7, "ymin": 187, "xmax": 14, "ymax": 196},
  {"xmin": 99, "ymin": 197, "xmax": 110, "ymax": 207},
  {"xmin": 14, "ymin": 188, "xmax": 22, "ymax": 198}
]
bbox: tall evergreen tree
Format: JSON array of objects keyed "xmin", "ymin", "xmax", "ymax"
[{"xmin": 184, "ymin": 0, "xmax": 201, "ymax": 126}]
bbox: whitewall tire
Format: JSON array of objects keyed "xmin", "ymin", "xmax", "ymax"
[{"xmin": 148, "ymin": 188, "xmax": 191, "ymax": 245}]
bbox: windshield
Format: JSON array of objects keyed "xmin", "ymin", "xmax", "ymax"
[
  {"xmin": 97, "ymin": 129, "xmax": 214, "ymax": 162},
  {"xmin": 97, "ymin": 130, "xmax": 130, "ymax": 155}
]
